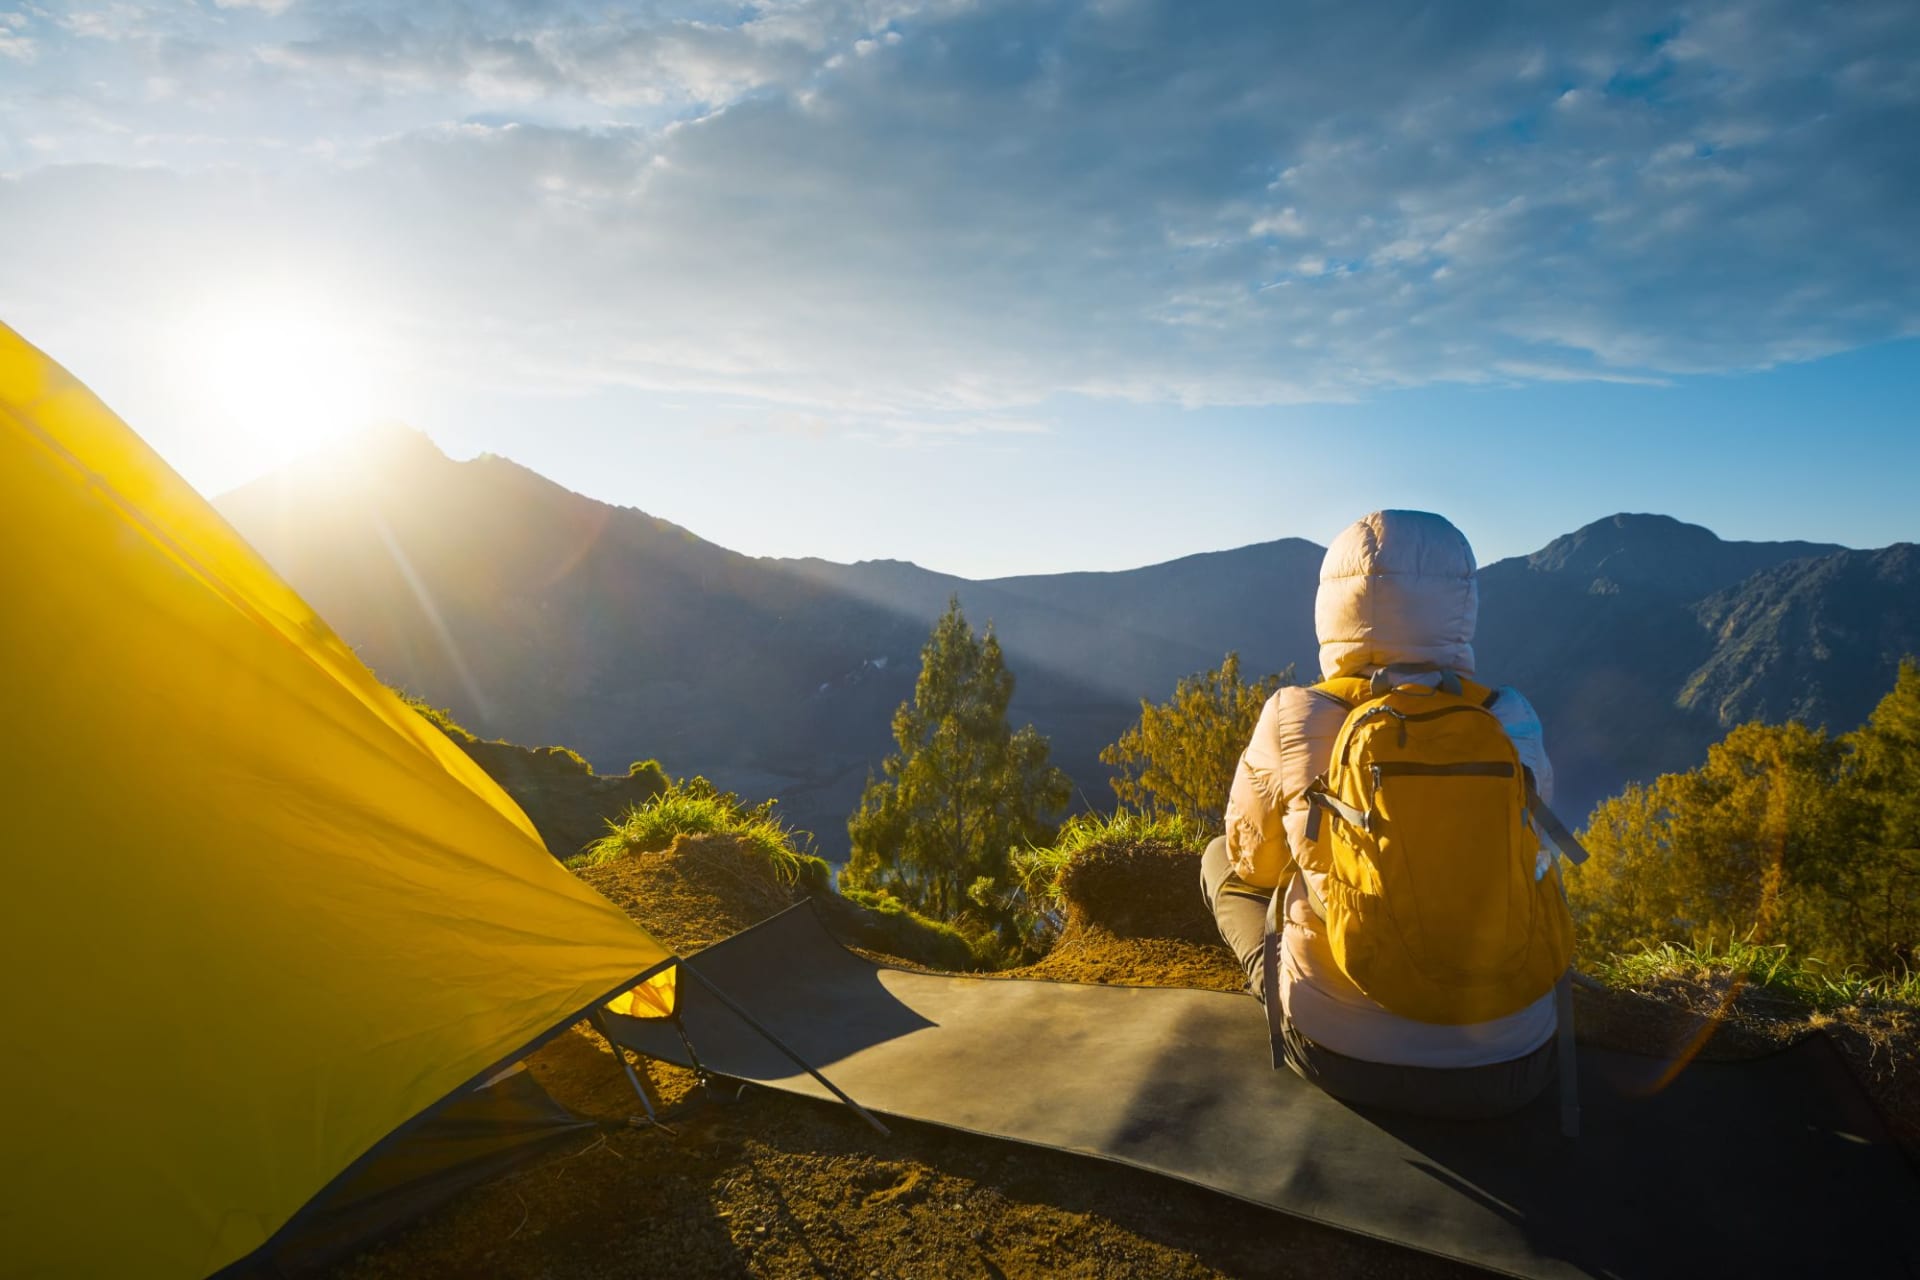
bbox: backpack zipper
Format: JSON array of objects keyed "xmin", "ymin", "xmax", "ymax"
[{"xmin": 1344, "ymin": 702, "xmax": 1496, "ymax": 764}]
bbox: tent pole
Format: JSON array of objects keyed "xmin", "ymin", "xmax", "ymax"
[
  {"xmin": 589, "ymin": 1010, "xmax": 672, "ymax": 1132},
  {"xmin": 680, "ymin": 961, "xmax": 892, "ymax": 1137},
  {"xmin": 671, "ymin": 1013, "xmax": 711, "ymax": 1078}
]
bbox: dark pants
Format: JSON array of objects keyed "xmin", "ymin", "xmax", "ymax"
[{"xmin": 1200, "ymin": 837, "xmax": 1554, "ymax": 1119}]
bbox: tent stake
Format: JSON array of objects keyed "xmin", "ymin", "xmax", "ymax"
[{"xmin": 680, "ymin": 961, "xmax": 892, "ymax": 1137}]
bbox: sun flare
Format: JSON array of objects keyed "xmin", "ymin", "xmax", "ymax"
[{"xmin": 176, "ymin": 288, "xmax": 395, "ymax": 466}]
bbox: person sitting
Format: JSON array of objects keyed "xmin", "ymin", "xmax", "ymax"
[{"xmin": 1200, "ymin": 509, "xmax": 1572, "ymax": 1119}]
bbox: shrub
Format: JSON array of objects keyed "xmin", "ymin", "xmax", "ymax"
[{"xmin": 627, "ymin": 758, "xmax": 669, "ymax": 789}]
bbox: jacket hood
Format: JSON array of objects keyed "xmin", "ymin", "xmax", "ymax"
[{"xmin": 1314, "ymin": 510, "xmax": 1478, "ymax": 680}]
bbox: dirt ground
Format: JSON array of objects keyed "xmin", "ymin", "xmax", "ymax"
[{"xmin": 329, "ymin": 835, "xmax": 1916, "ymax": 1280}]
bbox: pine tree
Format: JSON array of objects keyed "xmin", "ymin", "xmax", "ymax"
[
  {"xmin": 844, "ymin": 598, "xmax": 1070, "ymax": 940},
  {"xmin": 1099, "ymin": 652, "xmax": 1294, "ymax": 834}
]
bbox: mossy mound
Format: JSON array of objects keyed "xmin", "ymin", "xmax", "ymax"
[
  {"xmin": 820, "ymin": 890, "xmax": 988, "ymax": 972},
  {"xmin": 574, "ymin": 832, "xmax": 803, "ymax": 953},
  {"xmin": 1054, "ymin": 836, "xmax": 1217, "ymax": 943},
  {"xmin": 1014, "ymin": 836, "xmax": 1245, "ymax": 992},
  {"xmin": 402, "ymin": 696, "xmax": 668, "ymax": 859},
  {"xmin": 573, "ymin": 832, "xmax": 981, "ymax": 975},
  {"xmin": 467, "ymin": 739, "xmax": 669, "ymax": 859}
]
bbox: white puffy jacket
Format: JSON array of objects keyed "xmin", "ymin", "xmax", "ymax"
[{"xmin": 1223, "ymin": 510, "xmax": 1557, "ymax": 1067}]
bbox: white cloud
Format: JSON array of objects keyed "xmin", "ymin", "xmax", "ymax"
[{"xmin": 1, "ymin": 0, "xmax": 1916, "ymax": 429}]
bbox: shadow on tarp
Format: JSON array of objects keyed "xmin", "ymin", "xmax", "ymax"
[{"xmin": 608, "ymin": 901, "xmax": 1920, "ymax": 1280}]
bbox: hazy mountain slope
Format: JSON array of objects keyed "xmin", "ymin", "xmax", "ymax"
[
  {"xmin": 778, "ymin": 544, "xmax": 1322, "ymax": 700},
  {"xmin": 218, "ymin": 431, "xmax": 1181, "ymax": 853},
  {"xmin": 780, "ymin": 543, "xmax": 1325, "ymax": 822},
  {"xmin": 1474, "ymin": 514, "xmax": 1848, "ymax": 818},
  {"xmin": 981, "ymin": 541, "xmax": 1325, "ymax": 681},
  {"xmin": 219, "ymin": 430, "xmax": 930, "ymax": 789},
  {"xmin": 1508, "ymin": 513, "xmax": 1841, "ymax": 599},
  {"xmin": 1684, "ymin": 544, "xmax": 1920, "ymax": 730},
  {"xmin": 220, "ymin": 439, "xmax": 1914, "ymax": 854}
]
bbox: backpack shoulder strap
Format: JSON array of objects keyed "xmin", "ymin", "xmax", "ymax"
[
  {"xmin": 1311, "ymin": 676, "xmax": 1373, "ymax": 710},
  {"xmin": 1264, "ymin": 886, "xmax": 1285, "ymax": 1068},
  {"xmin": 1479, "ymin": 679, "xmax": 1591, "ymax": 866}
]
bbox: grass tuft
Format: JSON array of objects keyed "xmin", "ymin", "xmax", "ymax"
[
  {"xmin": 1012, "ymin": 809, "xmax": 1208, "ymax": 912},
  {"xmin": 1591, "ymin": 934, "xmax": 1920, "ymax": 1011},
  {"xmin": 567, "ymin": 776, "xmax": 830, "ymax": 893}
]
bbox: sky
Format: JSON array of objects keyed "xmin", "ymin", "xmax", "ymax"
[{"xmin": 2, "ymin": 0, "xmax": 1917, "ymax": 578}]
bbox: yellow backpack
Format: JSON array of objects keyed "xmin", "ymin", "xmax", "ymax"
[{"xmin": 1291, "ymin": 668, "xmax": 1578, "ymax": 1025}]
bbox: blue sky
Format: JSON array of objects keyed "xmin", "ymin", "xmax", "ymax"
[{"xmin": 3, "ymin": 0, "xmax": 1916, "ymax": 576}]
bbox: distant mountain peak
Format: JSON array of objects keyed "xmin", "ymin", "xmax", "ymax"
[
  {"xmin": 317, "ymin": 422, "xmax": 449, "ymax": 467},
  {"xmin": 1527, "ymin": 513, "xmax": 1720, "ymax": 569},
  {"xmin": 1509, "ymin": 513, "xmax": 1845, "ymax": 600}
]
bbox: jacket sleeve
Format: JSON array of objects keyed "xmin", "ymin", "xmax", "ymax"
[
  {"xmin": 1486, "ymin": 685, "xmax": 1554, "ymax": 806},
  {"xmin": 1223, "ymin": 686, "xmax": 1345, "ymax": 888}
]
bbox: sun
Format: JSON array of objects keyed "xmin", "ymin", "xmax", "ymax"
[{"xmin": 177, "ymin": 287, "xmax": 395, "ymax": 467}]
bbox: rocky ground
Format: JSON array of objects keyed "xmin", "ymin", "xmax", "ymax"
[{"xmin": 329, "ymin": 834, "xmax": 1916, "ymax": 1280}]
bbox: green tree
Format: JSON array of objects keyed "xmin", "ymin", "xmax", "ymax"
[
  {"xmin": 844, "ymin": 598, "xmax": 1070, "ymax": 945},
  {"xmin": 1569, "ymin": 666, "xmax": 1920, "ymax": 974},
  {"xmin": 1099, "ymin": 652, "xmax": 1294, "ymax": 834},
  {"xmin": 1840, "ymin": 659, "xmax": 1920, "ymax": 969}
]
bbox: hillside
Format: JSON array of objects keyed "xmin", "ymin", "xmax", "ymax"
[
  {"xmin": 219, "ymin": 438, "xmax": 1917, "ymax": 849},
  {"xmin": 1684, "ymin": 543, "xmax": 1920, "ymax": 730}
]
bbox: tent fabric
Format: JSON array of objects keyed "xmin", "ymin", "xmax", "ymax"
[
  {"xmin": 610, "ymin": 903, "xmax": 1920, "ymax": 1280},
  {"xmin": 251, "ymin": 1066, "xmax": 596, "ymax": 1277},
  {"xmin": 0, "ymin": 323, "xmax": 672, "ymax": 1279}
]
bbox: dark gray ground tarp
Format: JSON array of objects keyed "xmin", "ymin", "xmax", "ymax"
[{"xmin": 607, "ymin": 902, "xmax": 1920, "ymax": 1280}]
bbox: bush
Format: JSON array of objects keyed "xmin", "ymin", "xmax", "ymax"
[
  {"xmin": 627, "ymin": 758, "xmax": 669, "ymax": 789},
  {"xmin": 570, "ymin": 775, "xmax": 830, "ymax": 894}
]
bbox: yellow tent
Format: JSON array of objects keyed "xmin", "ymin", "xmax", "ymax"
[{"xmin": 0, "ymin": 324, "xmax": 675, "ymax": 1278}]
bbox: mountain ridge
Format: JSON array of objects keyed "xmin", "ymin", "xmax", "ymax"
[{"xmin": 216, "ymin": 433, "xmax": 1913, "ymax": 855}]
